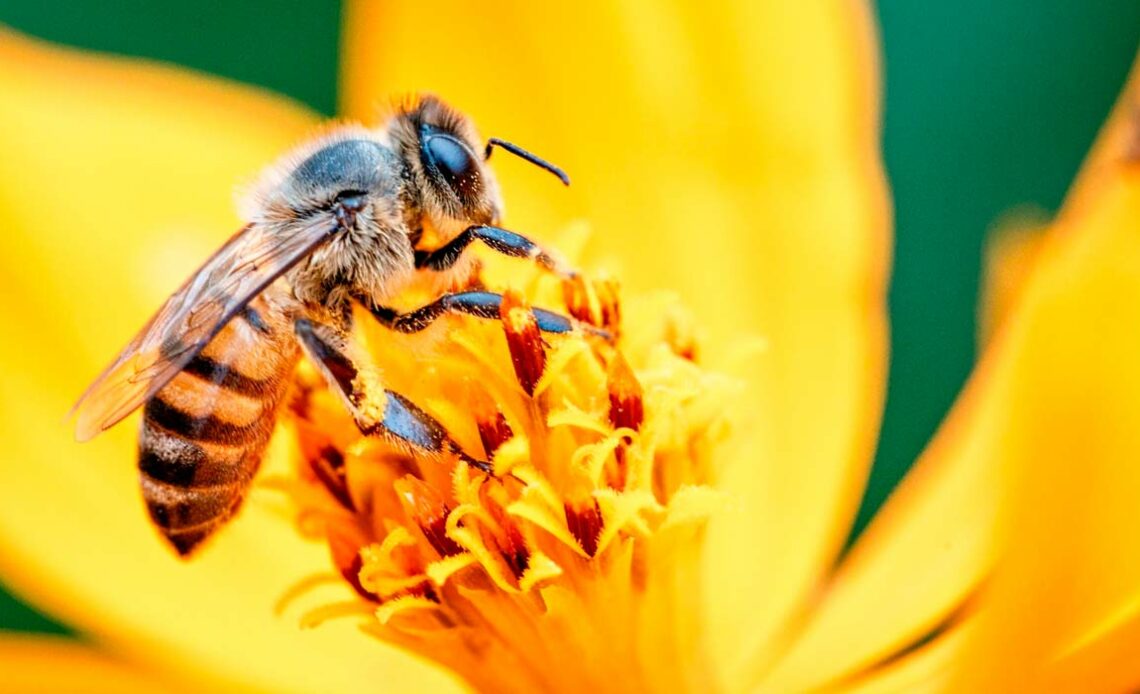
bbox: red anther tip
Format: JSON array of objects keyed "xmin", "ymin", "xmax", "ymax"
[
  {"xmin": 564, "ymin": 499, "xmax": 603, "ymax": 557},
  {"xmin": 500, "ymin": 290, "xmax": 546, "ymax": 396},
  {"xmin": 606, "ymin": 353, "xmax": 644, "ymax": 433},
  {"xmin": 394, "ymin": 476, "xmax": 462, "ymax": 557},
  {"xmin": 562, "ymin": 275, "xmax": 622, "ymax": 335},
  {"xmin": 477, "ymin": 408, "xmax": 514, "ymax": 458},
  {"xmin": 327, "ymin": 530, "xmax": 379, "ymax": 603}
]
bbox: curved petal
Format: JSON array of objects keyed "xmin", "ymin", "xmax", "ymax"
[
  {"xmin": 950, "ymin": 87, "xmax": 1140, "ymax": 691},
  {"xmin": 340, "ymin": 1, "xmax": 890, "ymax": 683},
  {"xmin": 0, "ymin": 634, "xmax": 187, "ymax": 694},
  {"xmin": 830, "ymin": 618, "xmax": 974, "ymax": 694},
  {"xmin": 976, "ymin": 208, "xmax": 1048, "ymax": 348},
  {"xmin": 763, "ymin": 40, "xmax": 1140, "ymax": 693},
  {"xmin": 0, "ymin": 30, "xmax": 460, "ymax": 693},
  {"xmin": 758, "ymin": 334, "xmax": 1002, "ymax": 690}
]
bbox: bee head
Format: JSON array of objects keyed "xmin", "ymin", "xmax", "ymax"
[{"xmin": 389, "ymin": 94, "xmax": 568, "ymax": 239}]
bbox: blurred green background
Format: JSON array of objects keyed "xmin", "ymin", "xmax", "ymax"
[{"xmin": 2, "ymin": 0, "xmax": 1140, "ymax": 636}]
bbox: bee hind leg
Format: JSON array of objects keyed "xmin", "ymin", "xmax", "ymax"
[
  {"xmin": 363, "ymin": 290, "xmax": 611, "ymax": 340},
  {"xmin": 414, "ymin": 224, "xmax": 575, "ymax": 278},
  {"xmin": 293, "ymin": 318, "xmax": 492, "ymax": 473}
]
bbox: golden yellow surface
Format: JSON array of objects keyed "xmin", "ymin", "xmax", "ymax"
[
  {"xmin": 0, "ymin": 0, "xmax": 1138, "ymax": 691},
  {"xmin": 342, "ymin": 3, "xmax": 889, "ymax": 682}
]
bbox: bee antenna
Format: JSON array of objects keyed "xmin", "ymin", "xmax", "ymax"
[{"xmin": 485, "ymin": 137, "xmax": 570, "ymax": 186}]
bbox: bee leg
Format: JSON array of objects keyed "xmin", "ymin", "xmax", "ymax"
[
  {"xmin": 364, "ymin": 290, "xmax": 611, "ymax": 340},
  {"xmin": 293, "ymin": 318, "xmax": 492, "ymax": 473},
  {"xmin": 414, "ymin": 224, "xmax": 575, "ymax": 278}
]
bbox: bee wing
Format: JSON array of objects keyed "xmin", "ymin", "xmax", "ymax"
[{"xmin": 71, "ymin": 216, "xmax": 341, "ymax": 441}]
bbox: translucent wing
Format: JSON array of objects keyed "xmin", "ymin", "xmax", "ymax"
[{"xmin": 71, "ymin": 216, "xmax": 341, "ymax": 441}]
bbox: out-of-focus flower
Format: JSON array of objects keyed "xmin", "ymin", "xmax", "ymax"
[{"xmin": 1, "ymin": 1, "xmax": 1139, "ymax": 692}]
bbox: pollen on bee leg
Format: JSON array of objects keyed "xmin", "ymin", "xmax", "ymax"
[
  {"xmin": 351, "ymin": 368, "xmax": 389, "ymax": 427},
  {"xmin": 499, "ymin": 290, "xmax": 546, "ymax": 396}
]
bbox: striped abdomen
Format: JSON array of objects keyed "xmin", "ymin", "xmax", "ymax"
[{"xmin": 138, "ymin": 298, "xmax": 299, "ymax": 555}]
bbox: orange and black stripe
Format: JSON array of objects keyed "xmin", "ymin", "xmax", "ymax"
[{"xmin": 136, "ymin": 296, "xmax": 299, "ymax": 556}]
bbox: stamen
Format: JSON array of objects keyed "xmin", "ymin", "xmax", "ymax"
[
  {"xmin": 308, "ymin": 445, "xmax": 354, "ymax": 511},
  {"xmin": 327, "ymin": 526, "xmax": 378, "ymax": 603},
  {"xmin": 499, "ymin": 290, "xmax": 546, "ymax": 396},
  {"xmin": 481, "ymin": 487, "xmax": 531, "ymax": 580},
  {"xmin": 393, "ymin": 475, "xmax": 462, "ymax": 558},
  {"xmin": 564, "ymin": 498, "xmax": 603, "ymax": 557},
  {"xmin": 605, "ymin": 353, "xmax": 644, "ymax": 489},
  {"xmin": 606, "ymin": 353, "xmax": 644, "ymax": 432},
  {"xmin": 563, "ymin": 274, "xmax": 621, "ymax": 334},
  {"xmin": 475, "ymin": 402, "xmax": 514, "ymax": 458},
  {"xmin": 280, "ymin": 236, "xmax": 731, "ymax": 693}
]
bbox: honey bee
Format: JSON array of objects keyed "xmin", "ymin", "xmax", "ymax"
[{"xmin": 72, "ymin": 95, "xmax": 586, "ymax": 556}]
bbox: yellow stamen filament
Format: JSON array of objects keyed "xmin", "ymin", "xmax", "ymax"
[{"xmin": 282, "ymin": 248, "xmax": 733, "ymax": 693}]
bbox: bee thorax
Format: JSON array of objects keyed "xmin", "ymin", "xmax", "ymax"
[{"xmin": 289, "ymin": 217, "xmax": 416, "ymax": 311}]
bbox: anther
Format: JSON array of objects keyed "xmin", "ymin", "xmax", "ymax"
[
  {"xmin": 607, "ymin": 353, "xmax": 644, "ymax": 489},
  {"xmin": 309, "ymin": 445, "xmax": 355, "ymax": 511},
  {"xmin": 563, "ymin": 275, "xmax": 622, "ymax": 335},
  {"xmin": 477, "ymin": 409, "xmax": 514, "ymax": 458},
  {"xmin": 394, "ymin": 476, "xmax": 463, "ymax": 558},
  {"xmin": 482, "ymin": 492, "xmax": 531, "ymax": 579},
  {"xmin": 564, "ymin": 499, "xmax": 603, "ymax": 557},
  {"xmin": 500, "ymin": 290, "xmax": 547, "ymax": 396},
  {"xmin": 607, "ymin": 353, "xmax": 644, "ymax": 433},
  {"xmin": 327, "ymin": 527, "xmax": 379, "ymax": 603}
]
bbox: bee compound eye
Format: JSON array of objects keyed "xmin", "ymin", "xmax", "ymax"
[{"xmin": 422, "ymin": 133, "xmax": 478, "ymax": 197}]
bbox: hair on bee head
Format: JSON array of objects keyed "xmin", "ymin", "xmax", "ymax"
[{"xmin": 485, "ymin": 137, "xmax": 571, "ymax": 186}]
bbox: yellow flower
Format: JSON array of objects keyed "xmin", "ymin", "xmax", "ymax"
[{"xmin": 1, "ymin": 2, "xmax": 1139, "ymax": 692}]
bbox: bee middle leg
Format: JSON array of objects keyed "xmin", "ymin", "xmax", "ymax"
[
  {"xmin": 293, "ymin": 318, "xmax": 491, "ymax": 472},
  {"xmin": 414, "ymin": 224, "xmax": 575, "ymax": 278}
]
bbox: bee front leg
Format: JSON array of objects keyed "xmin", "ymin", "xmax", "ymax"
[
  {"xmin": 361, "ymin": 290, "xmax": 611, "ymax": 340},
  {"xmin": 414, "ymin": 225, "xmax": 575, "ymax": 278},
  {"xmin": 293, "ymin": 318, "xmax": 491, "ymax": 473}
]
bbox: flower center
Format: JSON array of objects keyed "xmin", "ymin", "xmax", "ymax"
[{"xmin": 281, "ymin": 238, "xmax": 733, "ymax": 693}]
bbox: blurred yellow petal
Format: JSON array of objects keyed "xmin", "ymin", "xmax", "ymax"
[
  {"xmin": 977, "ymin": 208, "xmax": 1048, "ymax": 348},
  {"xmin": 769, "ymin": 40, "xmax": 1140, "ymax": 694},
  {"xmin": 827, "ymin": 619, "xmax": 973, "ymax": 694},
  {"xmin": 0, "ymin": 30, "xmax": 460, "ymax": 693},
  {"xmin": 341, "ymin": 1, "xmax": 890, "ymax": 683},
  {"xmin": 0, "ymin": 634, "xmax": 187, "ymax": 694},
  {"xmin": 758, "ymin": 346, "xmax": 1001, "ymax": 689},
  {"xmin": 951, "ymin": 79, "xmax": 1140, "ymax": 690}
]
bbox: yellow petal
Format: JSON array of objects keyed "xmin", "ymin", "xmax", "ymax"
[
  {"xmin": 0, "ymin": 634, "xmax": 187, "ymax": 694},
  {"xmin": 0, "ymin": 30, "xmax": 460, "ymax": 693},
  {"xmin": 829, "ymin": 619, "xmax": 972, "ymax": 694},
  {"xmin": 977, "ymin": 207, "xmax": 1048, "ymax": 348},
  {"xmin": 341, "ymin": 2, "xmax": 890, "ymax": 683},
  {"xmin": 758, "ymin": 346, "xmax": 1000, "ymax": 689},
  {"xmin": 950, "ymin": 84, "xmax": 1140, "ymax": 689},
  {"xmin": 767, "ymin": 40, "xmax": 1140, "ymax": 694}
]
